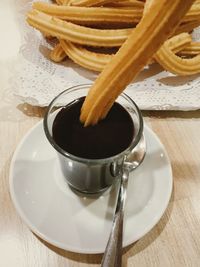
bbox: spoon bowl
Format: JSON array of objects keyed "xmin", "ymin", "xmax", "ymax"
[{"xmin": 125, "ymin": 134, "xmax": 146, "ymax": 171}]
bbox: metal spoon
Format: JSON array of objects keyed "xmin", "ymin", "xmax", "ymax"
[{"xmin": 101, "ymin": 134, "xmax": 146, "ymax": 267}]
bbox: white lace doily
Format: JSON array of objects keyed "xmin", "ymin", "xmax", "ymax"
[{"xmin": 11, "ymin": 0, "xmax": 200, "ymax": 110}]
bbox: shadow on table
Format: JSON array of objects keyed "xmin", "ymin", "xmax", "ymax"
[
  {"xmin": 17, "ymin": 103, "xmax": 47, "ymax": 118},
  {"xmin": 122, "ymin": 189, "xmax": 174, "ymax": 266},
  {"xmin": 34, "ymin": 189, "xmax": 174, "ymax": 266}
]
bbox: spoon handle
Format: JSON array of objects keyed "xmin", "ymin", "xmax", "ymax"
[{"xmin": 101, "ymin": 169, "xmax": 129, "ymax": 267}]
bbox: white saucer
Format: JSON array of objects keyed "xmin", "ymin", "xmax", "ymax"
[{"xmin": 9, "ymin": 121, "xmax": 172, "ymax": 254}]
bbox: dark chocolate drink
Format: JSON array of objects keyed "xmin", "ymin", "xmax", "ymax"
[{"xmin": 52, "ymin": 97, "xmax": 134, "ymax": 159}]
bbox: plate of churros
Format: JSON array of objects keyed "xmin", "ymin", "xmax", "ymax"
[{"xmin": 12, "ymin": 0, "xmax": 200, "ymax": 110}]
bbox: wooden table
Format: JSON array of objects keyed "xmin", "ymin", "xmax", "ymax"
[{"xmin": 1, "ymin": 1, "xmax": 200, "ymax": 266}]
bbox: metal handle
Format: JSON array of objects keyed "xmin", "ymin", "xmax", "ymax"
[{"xmin": 101, "ymin": 169, "xmax": 129, "ymax": 267}]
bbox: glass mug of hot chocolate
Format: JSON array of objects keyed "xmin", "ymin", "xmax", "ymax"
[{"xmin": 44, "ymin": 84, "xmax": 143, "ymax": 194}]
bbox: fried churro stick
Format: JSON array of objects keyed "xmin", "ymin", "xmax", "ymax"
[
  {"xmin": 80, "ymin": 0, "xmax": 195, "ymax": 126},
  {"xmin": 50, "ymin": 0, "xmax": 70, "ymax": 60},
  {"xmin": 33, "ymin": 2, "xmax": 142, "ymax": 25},
  {"xmin": 70, "ymin": 0, "xmax": 117, "ymax": 7},
  {"xmin": 55, "ymin": 0, "xmax": 65, "ymax": 5},
  {"xmin": 143, "ymin": 0, "xmax": 154, "ymax": 16},
  {"xmin": 48, "ymin": 1, "xmax": 200, "ymax": 25},
  {"xmin": 59, "ymin": 33, "xmax": 191, "ymax": 71},
  {"xmin": 178, "ymin": 42, "xmax": 200, "ymax": 56},
  {"xmin": 105, "ymin": 0, "xmax": 144, "ymax": 8},
  {"xmin": 155, "ymin": 43, "xmax": 200, "ymax": 75},
  {"xmin": 60, "ymin": 39, "xmax": 113, "ymax": 71},
  {"xmin": 63, "ymin": 0, "xmax": 71, "ymax": 4},
  {"xmin": 166, "ymin": 32, "xmax": 192, "ymax": 54},
  {"xmin": 50, "ymin": 42, "xmax": 67, "ymax": 62},
  {"xmin": 42, "ymin": 31, "xmax": 53, "ymax": 38},
  {"xmin": 183, "ymin": 2, "xmax": 200, "ymax": 22},
  {"xmin": 175, "ymin": 20, "xmax": 200, "ymax": 35},
  {"xmin": 148, "ymin": 32, "xmax": 192, "ymax": 64},
  {"xmin": 27, "ymin": 10, "xmax": 132, "ymax": 47}
]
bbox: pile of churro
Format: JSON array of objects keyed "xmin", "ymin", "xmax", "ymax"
[
  {"xmin": 27, "ymin": 0, "xmax": 198, "ymax": 125},
  {"xmin": 27, "ymin": 0, "xmax": 200, "ymax": 74}
]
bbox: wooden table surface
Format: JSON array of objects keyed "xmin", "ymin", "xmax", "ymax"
[{"xmin": 1, "ymin": 1, "xmax": 200, "ymax": 266}]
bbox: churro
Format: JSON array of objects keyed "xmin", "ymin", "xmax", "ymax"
[
  {"xmin": 182, "ymin": 2, "xmax": 200, "ymax": 22},
  {"xmin": 50, "ymin": 0, "xmax": 70, "ymax": 63},
  {"xmin": 63, "ymin": 0, "xmax": 71, "ymax": 4},
  {"xmin": 69, "ymin": 0, "xmax": 117, "ymax": 7},
  {"xmin": 155, "ymin": 43, "xmax": 200, "ymax": 75},
  {"xmin": 50, "ymin": 43, "xmax": 67, "ymax": 62},
  {"xmin": 58, "ymin": 33, "xmax": 191, "ymax": 71},
  {"xmin": 80, "ymin": 0, "xmax": 195, "ymax": 126},
  {"xmin": 60, "ymin": 40, "xmax": 113, "ymax": 71},
  {"xmin": 33, "ymin": 1, "xmax": 199, "ymax": 26},
  {"xmin": 175, "ymin": 20, "xmax": 200, "ymax": 35},
  {"xmin": 55, "ymin": 0, "xmax": 65, "ymax": 5},
  {"xmin": 165, "ymin": 33, "xmax": 192, "ymax": 54},
  {"xmin": 27, "ymin": 10, "xmax": 132, "ymax": 47},
  {"xmin": 33, "ymin": 2, "xmax": 142, "ymax": 25},
  {"xmin": 104, "ymin": 0, "xmax": 144, "ymax": 8},
  {"xmin": 178, "ymin": 42, "xmax": 200, "ymax": 56},
  {"xmin": 143, "ymin": 0, "xmax": 154, "ymax": 16}
]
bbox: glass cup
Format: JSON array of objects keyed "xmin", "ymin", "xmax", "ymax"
[{"xmin": 43, "ymin": 84, "xmax": 143, "ymax": 194}]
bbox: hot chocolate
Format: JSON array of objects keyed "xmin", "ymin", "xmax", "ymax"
[{"xmin": 52, "ymin": 97, "xmax": 134, "ymax": 159}]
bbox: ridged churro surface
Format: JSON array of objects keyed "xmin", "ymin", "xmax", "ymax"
[{"xmin": 80, "ymin": 0, "xmax": 196, "ymax": 125}]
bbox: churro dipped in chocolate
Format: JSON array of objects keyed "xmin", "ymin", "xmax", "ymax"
[{"xmin": 80, "ymin": 0, "xmax": 195, "ymax": 126}]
